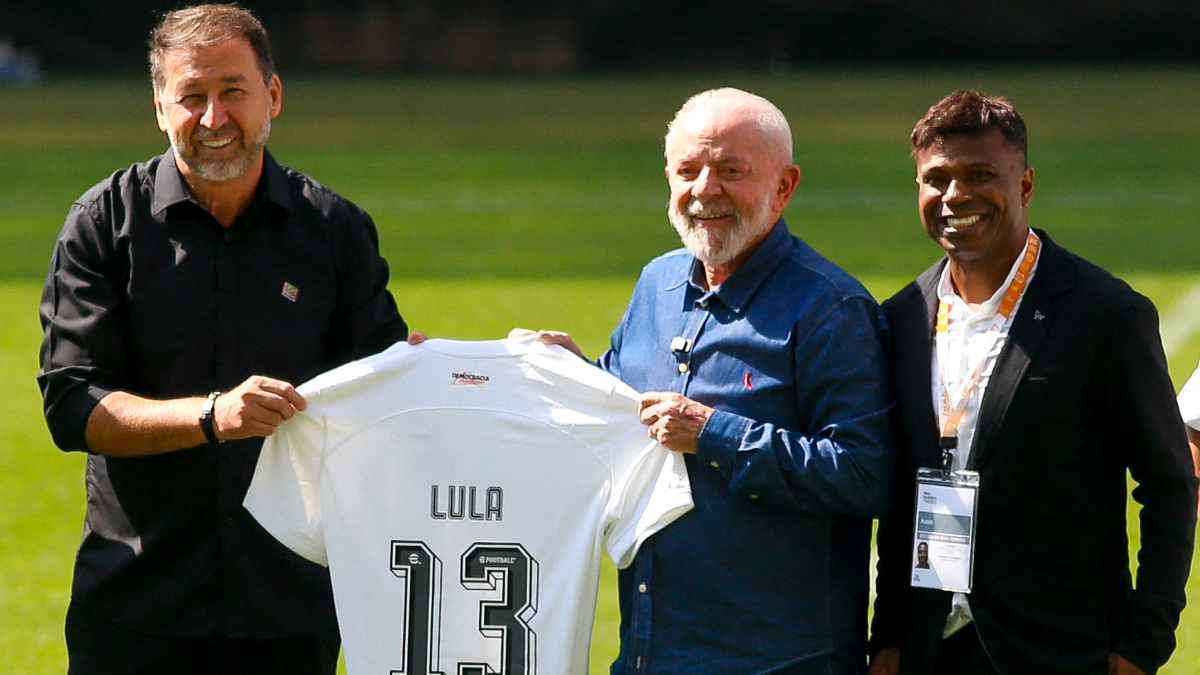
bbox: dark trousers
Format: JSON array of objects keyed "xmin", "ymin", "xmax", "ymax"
[
  {"xmin": 932, "ymin": 623, "xmax": 998, "ymax": 675},
  {"xmin": 66, "ymin": 603, "xmax": 339, "ymax": 675},
  {"xmin": 769, "ymin": 642, "xmax": 867, "ymax": 675}
]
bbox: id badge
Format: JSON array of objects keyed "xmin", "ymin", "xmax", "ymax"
[{"xmin": 909, "ymin": 468, "xmax": 979, "ymax": 593}]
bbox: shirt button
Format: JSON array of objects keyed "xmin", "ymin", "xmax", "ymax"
[
  {"xmin": 225, "ymin": 517, "xmax": 235, "ymax": 527},
  {"xmin": 638, "ymin": 582, "xmax": 648, "ymax": 593},
  {"xmin": 677, "ymin": 362, "xmax": 688, "ymax": 373},
  {"xmin": 750, "ymin": 494, "xmax": 759, "ymax": 499},
  {"xmin": 710, "ymin": 461, "xmax": 719, "ymax": 468},
  {"xmin": 699, "ymin": 300, "xmax": 708, "ymax": 308}
]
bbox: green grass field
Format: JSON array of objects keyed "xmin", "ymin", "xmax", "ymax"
[{"xmin": 2, "ymin": 68, "xmax": 1200, "ymax": 674}]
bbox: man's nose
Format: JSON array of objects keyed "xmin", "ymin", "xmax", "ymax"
[
  {"xmin": 199, "ymin": 96, "xmax": 228, "ymax": 130},
  {"xmin": 692, "ymin": 166, "xmax": 722, "ymax": 199},
  {"xmin": 942, "ymin": 178, "xmax": 969, "ymax": 203}
]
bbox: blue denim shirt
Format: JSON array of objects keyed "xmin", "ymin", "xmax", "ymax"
[{"xmin": 600, "ymin": 219, "xmax": 895, "ymax": 675}]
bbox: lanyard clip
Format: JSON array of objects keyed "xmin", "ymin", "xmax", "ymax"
[{"xmin": 940, "ymin": 436, "xmax": 957, "ymax": 473}]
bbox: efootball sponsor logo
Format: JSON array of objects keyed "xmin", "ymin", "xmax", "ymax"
[{"xmin": 451, "ymin": 371, "xmax": 490, "ymax": 386}]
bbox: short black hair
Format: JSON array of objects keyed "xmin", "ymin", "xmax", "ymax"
[{"xmin": 911, "ymin": 90, "xmax": 1028, "ymax": 163}]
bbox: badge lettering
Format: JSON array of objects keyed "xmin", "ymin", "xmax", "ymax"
[{"xmin": 451, "ymin": 371, "xmax": 490, "ymax": 386}]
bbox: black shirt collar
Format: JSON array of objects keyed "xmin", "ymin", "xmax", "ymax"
[{"xmin": 150, "ymin": 148, "xmax": 294, "ymax": 218}]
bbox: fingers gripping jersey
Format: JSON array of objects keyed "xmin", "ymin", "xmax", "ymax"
[{"xmin": 245, "ymin": 337, "xmax": 693, "ymax": 675}]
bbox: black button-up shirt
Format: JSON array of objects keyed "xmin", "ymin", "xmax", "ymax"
[{"xmin": 37, "ymin": 149, "xmax": 407, "ymax": 637}]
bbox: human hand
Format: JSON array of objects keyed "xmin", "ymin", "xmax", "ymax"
[
  {"xmin": 508, "ymin": 327, "xmax": 585, "ymax": 359},
  {"xmin": 213, "ymin": 375, "xmax": 306, "ymax": 440},
  {"xmin": 868, "ymin": 648, "xmax": 900, "ymax": 675},
  {"xmin": 638, "ymin": 391, "xmax": 714, "ymax": 453},
  {"xmin": 1108, "ymin": 653, "xmax": 1146, "ymax": 675}
]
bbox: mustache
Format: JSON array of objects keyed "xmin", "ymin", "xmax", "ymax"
[
  {"xmin": 684, "ymin": 200, "xmax": 735, "ymax": 219},
  {"xmin": 192, "ymin": 125, "xmax": 239, "ymax": 141}
]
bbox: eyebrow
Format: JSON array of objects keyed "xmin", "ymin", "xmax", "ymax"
[
  {"xmin": 675, "ymin": 153, "xmax": 750, "ymax": 166},
  {"xmin": 921, "ymin": 160, "xmax": 996, "ymax": 174},
  {"xmin": 177, "ymin": 74, "xmax": 249, "ymax": 90}
]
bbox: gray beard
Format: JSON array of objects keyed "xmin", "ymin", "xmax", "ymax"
[
  {"xmin": 171, "ymin": 116, "xmax": 271, "ymax": 182},
  {"xmin": 668, "ymin": 193, "xmax": 774, "ymax": 266}
]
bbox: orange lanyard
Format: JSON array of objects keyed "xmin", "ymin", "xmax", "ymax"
[{"xmin": 936, "ymin": 231, "xmax": 1040, "ymax": 463}]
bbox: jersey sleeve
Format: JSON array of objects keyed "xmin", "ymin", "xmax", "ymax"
[
  {"xmin": 1177, "ymin": 358, "xmax": 1200, "ymax": 430},
  {"xmin": 602, "ymin": 399, "xmax": 693, "ymax": 569},
  {"xmin": 244, "ymin": 407, "xmax": 331, "ymax": 566}
]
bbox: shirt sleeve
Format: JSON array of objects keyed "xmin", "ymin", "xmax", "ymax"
[
  {"xmin": 597, "ymin": 297, "xmax": 632, "ymax": 380},
  {"xmin": 1176, "ymin": 358, "xmax": 1200, "ymax": 430},
  {"xmin": 694, "ymin": 294, "xmax": 896, "ymax": 518},
  {"xmin": 37, "ymin": 201, "xmax": 124, "ymax": 451},
  {"xmin": 244, "ymin": 407, "xmax": 331, "ymax": 566},
  {"xmin": 602, "ymin": 397, "xmax": 693, "ymax": 569},
  {"xmin": 325, "ymin": 199, "xmax": 408, "ymax": 365}
]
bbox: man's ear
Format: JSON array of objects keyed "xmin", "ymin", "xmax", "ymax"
[
  {"xmin": 268, "ymin": 74, "xmax": 282, "ymax": 119},
  {"xmin": 774, "ymin": 164, "xmax": 802, "ymax": 211},
  {"xmin": 154, "ymin": 94, "xmax": 169, "ymax": 134}
]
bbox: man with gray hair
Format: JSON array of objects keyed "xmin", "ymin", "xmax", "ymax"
[
  {"xmin": 37, "ymin": 5, "xmax": 407, "ymax": 672},
  {"xmin": 527, "ymin": 87, "xmax": 895, "ymax": 674}
]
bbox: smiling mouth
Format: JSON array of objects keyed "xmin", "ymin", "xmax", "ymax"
[
  {"xmin": 688, "ymin": 206, "xmax": 734, "ymax": 222},
  {"xmin": 198, "ymin": 137, "xmax": 234, "ymax": 149},
  {"xmin": 943, "ymin": 214, "xmax": 981, "ymax": 233}
]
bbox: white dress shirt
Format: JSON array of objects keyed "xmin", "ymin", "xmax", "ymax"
[{"xmin": 932, "ymin": 235, "xmax": 1040, "ymax": 637}]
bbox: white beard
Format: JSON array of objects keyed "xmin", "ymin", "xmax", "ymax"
[{"xmin": 668, "ymin": 192, "xmax": 774, "ymax": 266}]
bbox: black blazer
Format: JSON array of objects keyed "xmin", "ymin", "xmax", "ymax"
[{"xmin": 870, "ymin": 230, "xmax": 1197, "ymax": 675}]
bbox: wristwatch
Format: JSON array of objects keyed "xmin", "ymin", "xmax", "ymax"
[{"xmin": 200, "ymin": 391, "xmax": 222, "ymax": 444}]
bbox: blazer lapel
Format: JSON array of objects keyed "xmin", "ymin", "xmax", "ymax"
[
  {"xmin": 967, "ymin": 230, "xmax": 1076, "ymax": 472},
  {"xmin": 897, "ymin": 261, "xmax": 945, "ymax": 469},
  {"xmin": 917, "ymin": 268, "xmax": 942, "ymax": 457}
]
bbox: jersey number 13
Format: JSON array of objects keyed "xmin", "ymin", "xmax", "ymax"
[{"xmin": 390, "ymin": 541, "xmax": 539, "ymax": 675}]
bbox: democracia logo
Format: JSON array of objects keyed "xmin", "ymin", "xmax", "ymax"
[{"xmin": 451, "ymin": 371, "xmax": 490, "ymax": 387}]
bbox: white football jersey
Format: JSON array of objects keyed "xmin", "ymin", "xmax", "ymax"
[{"xmin": 245, "ymin": 337, "xmax": 692, "ymax": 675}]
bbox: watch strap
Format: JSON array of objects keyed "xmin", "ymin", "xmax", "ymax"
[{"xmin": 200, "ymin": 391, "xmax": 221, "ymax": 444}]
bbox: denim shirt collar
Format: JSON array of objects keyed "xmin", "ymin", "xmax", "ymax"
[{"xmin": 667, "ymin": 218, "xmax": 792, "ymax": 314}]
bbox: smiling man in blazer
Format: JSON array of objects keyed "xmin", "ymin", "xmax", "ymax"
[{"xmin": 867, "ymin": 91, "xmax": 1197, "ymax": 675}]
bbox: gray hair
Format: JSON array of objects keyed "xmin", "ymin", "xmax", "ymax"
[
  {"xmin": 149, "ymin": 4, "xmax": 275, "ymax": 94},
  {"xmin": 664, "ymin": 88, "xmax": 793, "ymax": 165}
]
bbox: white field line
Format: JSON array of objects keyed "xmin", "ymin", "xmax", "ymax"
[{"xmin": 1160, "ymin": 276, "xmax": 1200, "ymax": 359}]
